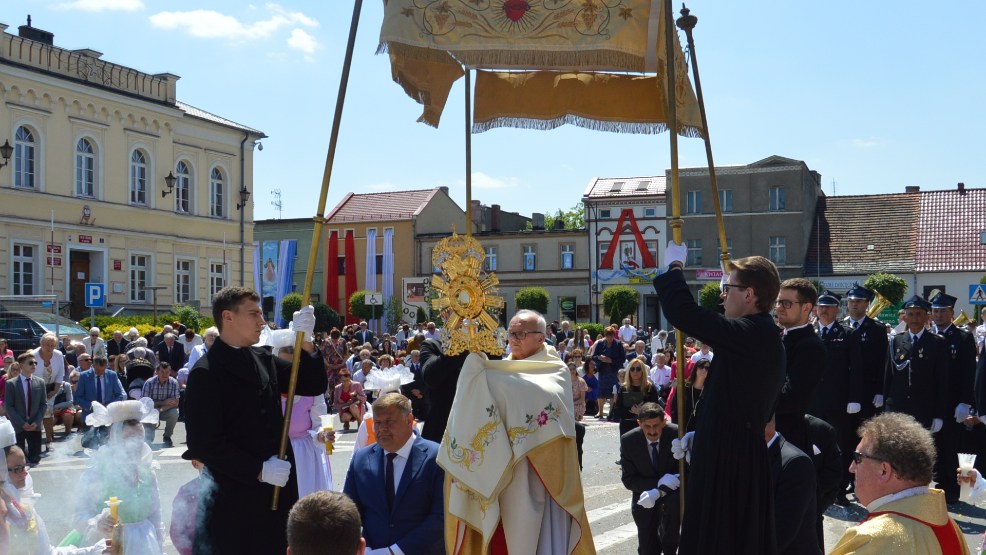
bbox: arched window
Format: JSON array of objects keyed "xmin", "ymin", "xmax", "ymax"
[
  {"xmin": 14, "ymin": 126, "xmax": 37, "ymax": 189},
  {"xmin": 210, "ymin": 167, "xmax": 225, "ymax": 218},
  {"xmin": 175, "ymin": 160, "xmax": 191, "ymax": 213},
  {"xmin": 130, "ymin": 149, "xmax": 147, "ymax": 205},
  {"xmin": 75, "ymin": 138, "xmax": 96, "ymax": 197}
]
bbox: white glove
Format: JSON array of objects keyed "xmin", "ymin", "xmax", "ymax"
[
  {"xmin": 260, "ymin": 455, "xmax": 291, "ymax": 487},
  {"xmin": 847, "ymin": 402, "xmax": 861, "ymax": 414},
  {"xmin": 719, "ymin": 261, "xmax": 728, "ymax": 290},
  {"xmin": 89, "ymin": 508, "xmax": 114, "ymax": 535},
  {"xmin": 291, "ymin": 305, "xmax": 316, "ymax": 343},
  {"xmin": 80, "ymin": 539, "xmax": 110, "ymax": 555},
  {"xmin": 671, "ymin": 431, "xmax": 694, "ymax": 463},
  {"xmin": 873, "ymin": 395, "xmax": 884, "ymax": 408},
  {"xmin": 665, "ymin": 240, "xmax": 687, "ymax": 267},
  {"xmin": 636, "ymin": 488, "xmax": 659, "ymax": 509},
  {"xmin": 930, "ymin": 418, "xmax": 943, "ymax": 434},
  {"xmin": 955, "ymin": 403, "xmax": 972, "ymax": 424},
  {"xmin": 658, "ymin": 473, "xmax": 681, "ymax": 491}
]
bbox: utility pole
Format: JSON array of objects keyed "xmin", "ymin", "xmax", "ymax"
[{"xmin": 271, "ymin": 189, "xmax": 282, "ymax": 219}]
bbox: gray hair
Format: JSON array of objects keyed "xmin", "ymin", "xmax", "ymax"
[
  {"xmin": 204, "ymin": 327, "xmax": 219, "ymax": 339},
  {"xmin": 134, "ymin": 337, "xmax": 148, "ymax": 348},
  {"xmin": 858, "ymin": 412, "xmax": 936, "ymax": 484},
  {"xmin": 89, "ymin": 327, "xmax": 100, "ymax": 334},
  {"xmin": 513, "ymin": 309, "xmax": 546, "ymax": 334}
]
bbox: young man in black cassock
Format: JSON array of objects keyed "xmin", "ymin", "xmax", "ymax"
[
  {"xmin": 653, "ymin": 243, "xmax": 786, "ymax": 555},
  {"xmin": 184, "ymin": 287, "xmax": 327, "ymax": 554}
]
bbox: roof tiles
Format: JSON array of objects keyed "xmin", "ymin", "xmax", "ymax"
[
  {"xmin": 916, "ymin": 188, "xmax": 986, "ymax": 272},
  {"xmin": 583, "ymin": 176, "xmax": 667, "ymax": 198},
  {"xmin": 326, "ymin": 188, "xmax": 442, "ymax": 223}
]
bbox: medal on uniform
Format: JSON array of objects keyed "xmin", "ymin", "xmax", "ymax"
[{"xmin": 918, "ymin": 348, "xmax": 924, "ymax": 359}]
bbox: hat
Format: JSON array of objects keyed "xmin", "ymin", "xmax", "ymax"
[
  {"xmin": 363, "ymin": 365, "xmax": 415, "ymax": 394},
  {"xmin": 930, "ymin": 292, "xmax": 958, "ymax": 309},
  {"xmin": 0, "ymin": 417, "xmax": 16, "ymax": 449},
  {"xmin": 817, "ymin": 290, "xmax": 841, "ymax": 306},
  {"xmin": 846, "ymin": 283, "xmax": 874, "ymax": 301},
  {"xmin": 902, "ymin": 295, "xmax": 931, "ymax": 311},
  {"xmin": 86, "ymin": 398, "xmax": 159, "ymax": 428}
]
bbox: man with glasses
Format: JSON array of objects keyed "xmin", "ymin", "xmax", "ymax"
[
  {"xmin": 84, "ymin": 327, "xmax": 106, "ymax": 358},
  {"xmin": 6, "ymin": 353, "xmax": 47, "ymax": 465},
  {"xmin": 423, "ymin": 322, "xmax": 440, "ymax": 342},
  {"xmin": 653, "ymin": 242, "xmax": 785, "ymax": 555},
  {"xmin": 354, "ymin": 321, "xmax": 375, "ymax": 347},
  {"xmin": 774, "ymin": 278, "xmax": 826, "ymax": 455},
  {"xmin": 831, "ymin": 413, "xmax": 968, "ymax": 554}
]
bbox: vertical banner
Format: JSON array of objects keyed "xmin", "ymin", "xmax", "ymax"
[
  {"xmin": 273, "ymin": 240, "xmax": 297, "ymax": 328},
  {"xmin": 365, "ymin": 229, "xmax": 378, "ymax": 331},
  {"xmin": 262, "ymin": 241, "xmax": 279, "ymax": 299},
  {"xmin": 344, "ymin": 231, "xmax": 358, "ymax": 324},
  {"xmin": 382, "ymin": 229, "xmax": 395, "ymax": 329},
  {"xmin": 252, "ymin": 242, "xmax": 262, "ymax": 294},
  {"xmin": 327, "ymin": 230, "xmax": 340, "ymax": 313}
]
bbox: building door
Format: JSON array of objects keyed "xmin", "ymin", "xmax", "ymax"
[
  {"xmin": 644, "ymin": 294, "xmax": 662, "ymax": 331},
  {"xmin": 69, "ymin": 251, "xmax": 90, "ymax": 320}
]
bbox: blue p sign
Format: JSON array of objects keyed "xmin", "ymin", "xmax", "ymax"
[{"xmin": 85, "ymin": 283, "xmax": 106, "ymax": 308}]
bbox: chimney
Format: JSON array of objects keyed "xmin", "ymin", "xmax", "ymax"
[
  {"xmin": 491, "ymin": 204, "xmax": 501, "ymax": 232},
  {"xmin": 470, "ymin": 200, "xmax": 483, "ymax": 230},
  {"xmin": 438, "ymin": 186, "xmax": 449, "ymax": 196},
  {"xmin": 958, "ymin": 182, "xmax": 966, "ymax": 194},
  {"xmin": 905, "ymin": 185, "xmax": 920, "ymax": 193},
  {"xmin": 554, "ymin": 218, "xmax": 565, "ymax": 230},
  {"xmin": 18, "ymin": 15, "xmax": 54, "ymax": 46},
  {"xmin": 532, "ymin": 212, "xmax": 545, "ymax": 230}
]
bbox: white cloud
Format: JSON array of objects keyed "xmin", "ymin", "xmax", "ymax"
[
  {"xmin": 57, "ymin": 0, "xmax": 144, "ymax": 12},
  {"xmin": 469, "ymin": 172, "xmax": 519, "ymax": 189},
  {"xmin": 852, "ymin": 138, "xmax": 883, "ymax": 149},
  {"xmin": 287, "ymin": 28, "xmax": 319, "ymax": 56},
  {"xmin": 149, "ymin": 3, "xmax": 318, "ymax": 42}
]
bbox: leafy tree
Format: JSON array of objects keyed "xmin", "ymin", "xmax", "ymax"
[
  {"xmin": 171, "ymin": 304, "xmax": 202, "ymax": 332},
  {"xmin": 280, "ymin": 294, "xmax": 341, "ymax": 332},
  {"xmin": 863, "ymin": 273, "xmax": 908, "ymax": 306},
  {"xmin": 528, "ymin": 203, "xmax": 586, "ymax": 230},
  {"xmin": 602, "ymin": 286, "xmax": 639, "ymax": 325},
  {"xmin": 385, "ymin": 295, "xmax": 403, "ymax": 334},
  {"xmin": 416, "ymin": 306, "xmax": 428, "ymax": 324},
  {"xmin": 280, "ymin": 293, "xmax": 303, "ymax": 326},
  {"xmin": 575, "ymin": 322, "xmax": 606, "ymax": 341},
  {"xmin": 979, "ymin": 274, "xmax": 986, "ymax": 285},
  {"xmin": 348, "ymin": 290, "xmax": 383, "ymax": 322},
  {"xmin": 698, "ymin": 282, "xmax": 722, "ymax": 311},
  {"xmin": 515, "ymin": 287, "xmax": 550, "ymax": 315}
]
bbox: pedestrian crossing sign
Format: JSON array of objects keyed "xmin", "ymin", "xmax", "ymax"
[{"xmin": 971, "ymin": 284, "xmax": 986, "ymax": 304}]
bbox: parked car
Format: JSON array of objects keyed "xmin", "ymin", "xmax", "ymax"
[{"xmin": 0, "ymin": 311, "xmax": 88, "ymax": 355}]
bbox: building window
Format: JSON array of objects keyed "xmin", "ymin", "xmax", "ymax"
[
  {"xmin": 719, "ymin": 190, "xmax": 733, "ymax": 213},
  {"xmin": 14, "ymin": 126, "xmax": 37, "ymax": 189},
  {"xmin": 75, "ymin": 138, "xmax": 96, "ymax": 197},
  {"xmin": 484, "ymin": 247, "xmax": 497, "ymax": 272},
  {"xmin": 643, "ymin": 207, "xmax": 657, "ymax": 217},
  {"xmin": 176, "ymin": 259, "xmax": 193, "ymax": 304},
  {"xmin": 599, "ymin": 209, "xmax": 611, "ymax": 219},
  {"xmin": 561, "ymin": 244, "xmax": 574, "ymax": 270},
  {"xmin": 336, "ymin": 256, "xmax": 346, "ymax": 275},
  {"xmin": 645, "ymin": 241, "xmax": 659, "ymax": 266},
  {"xmin": 769, "ymin": 236, "xmax": 786, "ymax": 264},
  {"xmin": 175, "ymin": 161, "xmax": 191, "ymax": 213},
  {"xmin": 523, "ymin": 245, "xmax": 537, "ymax": 271},
  {"xmin": 686, "ymin": 239, "xmax": 702, "ymax": 266},
  {"xmin": 375, "ymin": 254, "xmax": 383, "ymax": 276},
  {"xmin": 769, "ymin": 186, "xmax": 786, "ymax": 211},
  {"xmin": 130, "ymin": 149, "xmax": 148, "ymax": 205},
  {"xmin": 716, "ymin": 238, "xmax": 734, "ymax": 255},
  {"xmin": 209, "ymin": 262, "xmax": 226, "ymax": 298},
  {"xmin": 12, "ymin": 244, "xmax": 36, "ymax": 295},
  {"xmin": 210, "ymin": 167, "xmax": 225, "ymax": 218},
  {"xmin": 686, "ymin": 191, "xmax": 702, "ymax": 214},
  {"xmin": 130, "ymin": 254, "xmax": 149, "ymax": 302}
]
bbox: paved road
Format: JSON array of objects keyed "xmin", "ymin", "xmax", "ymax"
[{"xmin": 28, "ymin": 418, "xmax": 986, "ymax": 553}]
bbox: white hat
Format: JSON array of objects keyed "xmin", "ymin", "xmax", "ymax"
[
  {"xmin": 0, "ymin": 417, "xmax": 16, "ymax": 449},
  {"xmin": 86, "ymin": 398, "xmax": 159, "ymax": 428},
  {"xmin": 363, "ymin": 365, "xmax": 415, "ymax": 394}
]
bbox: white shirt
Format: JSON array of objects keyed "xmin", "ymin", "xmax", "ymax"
[
  {"xmin": 866, "ymin": 484, "xmax": 931, "ymax": 512},
  {"xmin": 689, "ymin": 350, "xmax": 713, "ymax": 363},
  {"xmin": 29, "ymin": 348, "xmax": 65, "ymax": 386},
  {"xmin": 384, "ymin": 433, "xmax": 417, "ymax": 496},
  {"xmin": 186, "ymin": 343, "xmax": 209, "ymax": 369},
  {"xmin": 179, "ymin": 334, "xmax": 203, "ymax": 355},
  {"xmin": 650, "ymin": 334, "xmax": 666, "ymax": 355},
  {"xmin": 649, "ymin": 365, "xmax": 672, "ymax": 389},
  {"xmin": 22, "ymin": 375, "xmax": 32, "ymax": 405},
  {"xmin": 618, "ymin": 325, "xmax": 637, "ymax": 343},
  {"xmin": 781, "ymin": 322, "xmax": 814, "ymax": 337},
  {"xmin": 423, "ymin": 329, "xmax": 440, "ymax": 341}
]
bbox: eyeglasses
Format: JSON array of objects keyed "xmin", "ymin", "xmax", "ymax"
[
  {"xmin": 629, "ymin": 367, "xmax": 643, "ymax": 372},
  {"xmin": 721, "ymin": 283, "xmax": 749, "ymax": 293},
  {"xmin": 70, "ymin": 380, "xmax": 79, "ymax": 385},
  {"xmin": 852, "ymin": 451, "xmax": 884, "ymax": 465},
  {"xmin": 508, "ymin": 330, "xmax": 544, "ymax": 341},
  {"xmin": 7, "ymin": 465, "xmax": 27, "ymax": 474},
  {"xmin": 774, "ymin": 299, "xmax": 805, "ymax": 309},
  {"xmin": 25, "ymin": 361, "xmax": 37, "ymax": 366}
]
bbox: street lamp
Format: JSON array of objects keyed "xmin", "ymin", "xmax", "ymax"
[
  {"xmin": 161, "ymin": 171, "xmax": 177, "ymax": 197},
  {"xmin": 0, "ymin": 140, "xmax": 13, "ymax": 169},
  {"xmin": 236, "ymin": 187, "xmax": 251, "ymax": 287}
]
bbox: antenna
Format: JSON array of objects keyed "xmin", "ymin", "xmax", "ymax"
[
  {"xmin": 831, "ymin": 179, "xmax": 837, "ymax": 196},
  {"xmin": 271, "ymin": 188, "xmax": 282, "ymax": 219}
]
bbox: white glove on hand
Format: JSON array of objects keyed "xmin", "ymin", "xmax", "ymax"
[
  {"xmin": 291, "ymin": 305, "xmax": 316, "ymax": 343},
  {"xmin": 261, "ymin": 455, "xmax": 291, "ymax": 487},
  {"xmin": 665, "ymin": 240, "xmax": 688, "ymax": 267},
  {"xmin": 719, "ymin": 261, "xmax": 728, "ymax": 290},
  {"xmin": 636, "ymin": 488, "xmax": 659, "ymax": 509},
  {"xmin": 955, "ymin": 403, "xmax": 972, "ymax": 424},
  {"xmin": 930, "ymin": 418, "xmax": 943, "ymax": 434},
  {"xmin": 847, "ymin": 402, "xmax": 861, "ymax": 414},
  {"xmin": 91, "ymin": 508, "xmax": 114, "ymax": 535},
  {"xmin": 671, "ymin": 431, "xmax": 694, "ymax": 463},
  {"xmin": 658, "ymin": 473, "xmax": 681, "ymax": 491},
  {"xmin": 81, "ymin": 539, "xmax": 109, "ymax": 555},
  {"xmin": 873, "ymin": 395, "xmax": 884, "ymax": 408}
]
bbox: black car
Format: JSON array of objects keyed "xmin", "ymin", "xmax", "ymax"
[{"xmin": 0, "ymin": 311, "xmax": 88, "ymax": 356}]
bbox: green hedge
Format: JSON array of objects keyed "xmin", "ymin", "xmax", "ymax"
[{"xmin": 573, "ymin": 322, "xmax": 606, "ymax": 341}]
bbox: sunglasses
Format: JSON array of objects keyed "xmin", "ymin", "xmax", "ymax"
[
  {"xmin": 7, "ymin": 465, "xmax": 27, "ymax": 474},
  {"xmin": 25, "ymin": 361, "xmax": 37, "ymax": 366},
  {"xmin": 852, "ymin": 451, "xmax": 883, "ymax": 465}
]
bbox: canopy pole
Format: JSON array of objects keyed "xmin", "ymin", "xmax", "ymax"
[
  {"xmin": 677, "ymin": 5, "xmax": 731, "ymax": 273},
  {"xmin": 273, "ymin": 0, "xmax": 364, "ymax": 510},
  {"xmin": 465, "ymin": 68, "xmax": 473, "ymax": 236}
]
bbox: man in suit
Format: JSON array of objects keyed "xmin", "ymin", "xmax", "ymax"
[
  {"xmin": 105, "ymin": 330, "xmax": 131, "ymax": 358},
  {"xmin": 766, "ymin": 414, "xmax": 820, "ymax": 555},
  {"xmin": 401, "ymin": 349, "xmax": 429, "ymax": 421},
  {"xmin": 354, "ymin": 321, "xmax": 376, "ymax": 347},
  {"xmin": 156, "ymin": 332, "xmax": 186, "ymax": 370},
  {"xmin": 845, "ymin": 284, "xmax": 889, "ymax": 422},
  {"xmin": 344, "ymin": 392, "xmax": 444, "ymax": 555},
  {"xmin": 6, "ymin": 352, "xmax": 48, "ymax": 464},
  {"xmin": 555, "ymin": 320, "xmax": 575, "ymax": 346},
  {"xmin": 620, "ymin": 402, "xmax": 680, "ymax": 555},
  {"xmin": 74, "ymin": 355, "xmax": 126, "ymax": 425},
  {"xmin": 808, "ymin": 290, "xmax": 862, "ymax": 506}
]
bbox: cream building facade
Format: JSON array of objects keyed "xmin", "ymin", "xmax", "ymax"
[{"xmin": 0, "ymin": 21, "xmax": 265, "ymax": 319}]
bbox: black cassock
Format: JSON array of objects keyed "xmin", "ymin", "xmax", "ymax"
[
  {"xmin": 184, "ymin": 337, "xmax": 327, "ymax": 554},
  {"xmin": 654, "ymin": 270, "xmax": 786, "ymax": 555}
]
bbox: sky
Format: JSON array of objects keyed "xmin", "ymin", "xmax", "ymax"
[{"xmin": 12, "ymin": 1, "xmax": 986, "ymax": 221}]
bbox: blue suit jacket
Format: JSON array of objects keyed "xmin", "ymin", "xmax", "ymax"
[
  {"xmin": 75, "ymin": 369, "xmax": 126, "ymax": 416},
  {"xmin": 344, "ymin": 436, "xmax": 444, "ymax": 555}
]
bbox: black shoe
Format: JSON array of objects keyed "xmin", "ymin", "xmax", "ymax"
[{"xmin": 163, "ymin": 437, "xmax": 173, "ymax": 447}]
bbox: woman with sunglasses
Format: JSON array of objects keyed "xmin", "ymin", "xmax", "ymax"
[
  {"xmin": 333, "ymin": 369, "xmax": 366, "ymax": 432},
  {"xmin": 668, "ymin": 359, "xmax": 710, "ymax": 430},
  {"xmin": 612, "ymin": 358, "xmax": 662, "ymax": 436}
]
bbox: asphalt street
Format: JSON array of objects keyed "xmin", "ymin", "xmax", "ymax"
[{"xmin": 27, "ymin": 417, "xmax": 986, "ymax": 554}]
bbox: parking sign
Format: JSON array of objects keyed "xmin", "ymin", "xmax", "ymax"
[{"xmin": 85, "ymin": 283, "xmax": 106, "ymax": 308}]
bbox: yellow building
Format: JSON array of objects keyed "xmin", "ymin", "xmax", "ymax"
[{"xmin": 0, "ymin": 21, "xmax": 265, "ymax": 319}]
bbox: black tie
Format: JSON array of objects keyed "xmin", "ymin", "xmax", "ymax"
[
  {"xmin": 385, "ymin": 452, "xmax": 398, "ymax": 510},
  {"xmin": 650, "ymin": 442, "xmax": 660, "ymax": 474},
  {"xmin": 852, "ymin": 321, "xmax": 860, "ymax": 330},
  {"xmin": 911, "ymin": 334, "xmax": 918, "ymax": 346},
  {"xmin": 821, "ymin": 326, "xmax": 829, "ymax": 339}
]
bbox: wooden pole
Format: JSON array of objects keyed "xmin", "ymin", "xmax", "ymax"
[
  {"xmin": 464, "ymin": 68, "xmax": 473, "ymax": 236},
  {"xmin": 273, "ymin": 0, "xmax": 364, "ymax": 510}
]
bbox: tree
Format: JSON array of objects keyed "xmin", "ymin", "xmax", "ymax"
[
  {"xmin": 698, "ymin": 282, "xmax": 722, "ymax": 311},
  {"xmin": 171, "ymin": 304, "xmax": 202, "ymax": 332},
  {"xmin": 348, "ymin": 290, "xmax": 382, "ymax": 322},
  {"xmin": 863, "ymin": 272, "xmax": 908, "ymax": 306},
  {"xmin": 280, "ymin": 294, "xmax": 341, "ymax": 332},
  {"xmin": 515, "ymin": 287, "xmax": 550, "ymax": 315},
  {"xmin": 528, "ymin": 203, "xmax": 586, "ymax": 230},
  {"xmin": 416, "ymin": 306, "xmax": 428, "ymax": 324},
  {"xmin": 385, "ymin": 295, "xmax": 403, "ymax": 334},
  {"xmin": 602, "ymin": 286, "xmax": 640, "ymax": 325}
]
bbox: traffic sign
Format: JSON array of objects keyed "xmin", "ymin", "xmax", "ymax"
[
  {"xmin": 365, "ymin": 292, "xmax": 384, "ymax": 305},
  {"xmin": 970, "ymin": 284, "xmax": 986, "ymax": 305},
  {"xmin": 85, "ymin": 283, "xmax": 106, "ymax": 308}
]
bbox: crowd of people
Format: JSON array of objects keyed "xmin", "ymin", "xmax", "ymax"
[{"xmin": 0, "ymin": 270, "xmax": 984, "ymax": 553}]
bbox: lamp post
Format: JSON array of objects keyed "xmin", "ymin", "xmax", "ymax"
[
  {"xmin": 0, "ymin": 140, "xmax": 12, "ymax": 169},
  {"xmin": 144, "ymin": 285, "xmax": 168, "ymax": 326},
  {"xmin": 236, "ymin": 187, "xmax": 251, "ymax": 286},
  {"xmin": 161, "ymin": 171, "xmax": 176, "ymax": 198}
]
